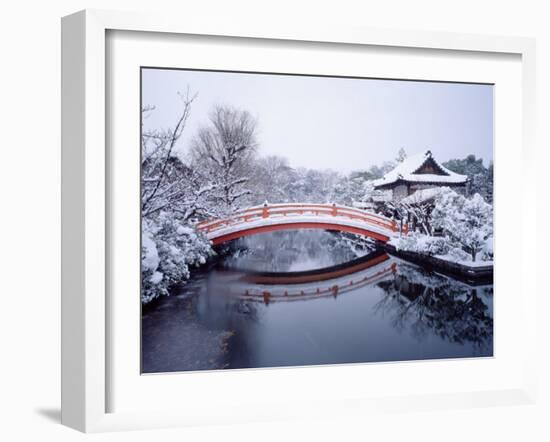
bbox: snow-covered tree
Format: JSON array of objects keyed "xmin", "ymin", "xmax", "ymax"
[
  {"xmin": 141, "ymin": 92, "xmax": 217, "ymax": 303},
  {"xmin": 351, "ymin": 161, "xmax": 396, "ymax": 181},
  {"xmin": 191, "ymin": 105, "xmax": 258, "ymax": 214},
  {"xmin": 431, "ymin": 188, "xmax": 493, "ymax": 262},
  {"xmin": 247, "ymin": 155, "xmax": 295, "ymax": 205},
  {"xmin": 141, "ymin": 91, "xmax": 221, "ymax": 222},
  {"xmin": 443, "ymin": 155, "xmax": 493, "ymax": 202},
  {"xmin": 329, "ymin": 174, "xmax": 365, "ymax": 205},
  {"xmin": 361, "ymin": 181, "xmax": 376, "ymax": 200},
  {"xmin": 395, "ymin": 147, "xmax": 407, "ymax": 163},
  {"xmin": 141, "ymin": 93, "xmax": 195, "ymax": 217}
]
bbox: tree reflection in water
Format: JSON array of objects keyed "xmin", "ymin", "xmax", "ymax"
[
  {"xmin": 144, "ymin": 232, "xmax": 494, "ymax": 372},
  {"xmin": 374, "ymin": 262, "xmax": 493, "ymax": 352},
  {"xmin": 223, "ymin": 230, "xmax": 375, "ymax": 273}
]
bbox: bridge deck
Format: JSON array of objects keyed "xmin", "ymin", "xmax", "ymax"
[{"xmin": 196, "ymin": 203, "xmax": 406, "ymax": 245}]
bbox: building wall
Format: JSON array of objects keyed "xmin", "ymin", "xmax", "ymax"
[
  {"xmin": 392, "ymin": 184, "xmax": 409, "ymax": 200},
  {"xmin": 392, "ymin": 183, "xmax": 467, "ymax": 200},
  {"xmin": 409, "ymin": 183, "xmax": 467, "ymax": 195}
]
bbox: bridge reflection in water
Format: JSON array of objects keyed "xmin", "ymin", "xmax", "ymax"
[
  {"xmin": 209, "ymin": 248, "xmax": 493, "ymax": 359},
  {"xmin": 142, "ymin": 230, "xmax": 493, "ymax": 372},
  {"xmin": 218, "ymin": 250, "xmax": 397, "ymax": 304}
]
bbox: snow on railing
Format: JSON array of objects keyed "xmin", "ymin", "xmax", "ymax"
[{"xmin": 195, "ymin": 203, "xmax": 399, "ymax": 235}]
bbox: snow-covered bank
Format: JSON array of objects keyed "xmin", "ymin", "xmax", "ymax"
[
  {"xmin": 387, "ymin": 223, "xmax": 493, "ymax": 282},
  {"xmin": 389, "ymin": 231, "xmax": 493, "ymax": 266},
  {"xmin": 433, "ymin": 254, "xmax": 493, "ymax": 268},
  {"xmin": 383, "ymin": 242, "xmax": 493, "ymax": 284}
]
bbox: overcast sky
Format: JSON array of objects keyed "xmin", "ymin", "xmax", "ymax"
[{"xmin": 142, "ymin": 68, "xmax": 493, "ymax": 173}]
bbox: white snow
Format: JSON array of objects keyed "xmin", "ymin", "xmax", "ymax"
[
  {"xmin": 435, "ymin": 255, "xmax": 493, "ymax": 268},
  {"xmin": 390, "ymin": 236, "xmax": 493, "ymax": 268},
  {"xmin": 372, "ymin": 150, "xmax": 468, "ymax": 188},
  {"xmin": 176, "ymin": 225, "xmax": 195, "ymax": 235},
  {"xmin": 149, "ymin": 271, "xmax": 163, "ymax": 284},
  {"xmin": 141, "ymin": 231, "xmax": 160, "ymax": 272},
  {"xmin": 431, "ymin": 189, "xmax": 493, "ymax": 262}
]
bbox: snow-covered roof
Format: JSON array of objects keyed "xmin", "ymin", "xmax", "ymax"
[{"xmin": 372, "ymin": 150, "xmax": 468, "ymax": 188}]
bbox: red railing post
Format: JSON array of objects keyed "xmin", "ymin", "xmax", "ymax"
[
  {"xmin": 331, "ymin": 203, "xmax": 337, "ymax": 216},
  {"xmin": 262, "ymin": 202, "xmax": 269, "ymax": 218}
]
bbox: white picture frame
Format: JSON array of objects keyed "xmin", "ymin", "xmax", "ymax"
[{"xmin": 61, "ymin": 9, "xmax": 537, "ymax": 433}]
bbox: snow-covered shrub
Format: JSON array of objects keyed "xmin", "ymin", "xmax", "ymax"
[
  {"xmin": 141, "ymin": 213, "xmax": 213, "ymax": 303},
  {"xmin": 447, "ymin": 246, "xmax": 470, "ymax": 262},
  {"xmin": 423, "ymin": 236, "xmax": 453, "ymax": 256},
  {"xmin": 431, "ymin": 188, "xmax": 493, "ymax": 262},
  {"xmin": 393, "ymin": 231, "xmax": 452, "ymax": 256}
]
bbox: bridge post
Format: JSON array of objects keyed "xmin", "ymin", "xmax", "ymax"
[
  {"xmin": 262, "ymin": 202, "xmax": 269, "ymax": 218},
  {"xmin": 331, "ymin": 203, "xmax": 337, "ymax": 216}
]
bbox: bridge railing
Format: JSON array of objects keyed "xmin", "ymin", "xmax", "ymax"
[{"xmin": 196, "ymin": 203, "xmax": 399, "ymax": 234}]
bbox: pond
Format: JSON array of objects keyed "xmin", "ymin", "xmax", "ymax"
[{"xmin": 141, "ymin": 230, "xmax": 493, "ymax": 373}]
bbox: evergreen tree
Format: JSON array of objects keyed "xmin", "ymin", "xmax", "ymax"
[{"xmin": 443, "ymin": 155, "xmax": 493, "ymax": 202}]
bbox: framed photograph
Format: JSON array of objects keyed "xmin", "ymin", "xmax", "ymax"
[
  {"xmin": 61, "ymin": 9, "xmax": 537, "ymax": 432},
  {"xmin": 140, "ymin": 68, "xmax": 494, "ymax": 374}
]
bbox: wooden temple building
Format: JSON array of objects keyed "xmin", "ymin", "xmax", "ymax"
[{"xmin": 372, "ymin": 150, "xmax": 468, "ymax": 201}]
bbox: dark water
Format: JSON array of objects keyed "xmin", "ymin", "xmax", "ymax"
[{"xmin": 142, "ymin": 230, "xmax": 493, "ymax": 373}]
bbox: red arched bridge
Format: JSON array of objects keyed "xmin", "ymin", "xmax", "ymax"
[{"xmin": 196, "ymin": 203, "xmax": 407, "ymax": 245}]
